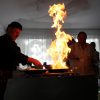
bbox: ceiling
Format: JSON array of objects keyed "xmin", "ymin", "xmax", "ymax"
[{"xmin": 0, "ymin": 0, "xmax": 100, "ymax": 31}]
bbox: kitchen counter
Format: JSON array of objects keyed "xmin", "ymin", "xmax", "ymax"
[{"xmin": 4, "ymin": 73, "xmax": 98, "ymax": 100}]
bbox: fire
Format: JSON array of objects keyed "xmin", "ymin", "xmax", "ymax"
[{"xmin": 47, "ymin": 3, "xmax": 72, "ymax": 69}]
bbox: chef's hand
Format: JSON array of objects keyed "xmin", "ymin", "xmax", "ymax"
[{"xmin": 28, "ymin": 57, "xmax": 43, "ymax": 68}]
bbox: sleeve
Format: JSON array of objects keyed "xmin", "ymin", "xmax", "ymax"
[
  {"xmin": 16, "ymin": 46, "xmax": 28, "ymax": 65},
  {"xmin": 68, "ymin": 44, "xmax": 75, "ymax": 59}
]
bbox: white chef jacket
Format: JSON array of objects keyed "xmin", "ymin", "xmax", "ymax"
[{"xmin": 69, "ymin": 42, "xmax": 95, "ymax": 75}]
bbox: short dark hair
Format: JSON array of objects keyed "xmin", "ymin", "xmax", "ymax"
[
  {"xmin": 90, "ymin": 42, "xmax": 96, "ymax": 47},
  {"xmin": 6, "ymin": 21, "xmax": 22, "ymax": 31},
  {"xmin": 78, "ymin": 31, "xmax": 87, "ymax": 38}
]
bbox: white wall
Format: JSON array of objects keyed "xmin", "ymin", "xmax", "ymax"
[
  {"xmin": 0, "ymin": 28, "xmax": 99, "ymax": 64},
  {"xmin": 15, "ymin": 28, "xmax": 100, "ymax": 64}
]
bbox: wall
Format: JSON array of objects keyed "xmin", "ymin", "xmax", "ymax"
[
  {"xmin": 0, "ymin": 28, "xmax": 100, "ymax": 64},
  {"xmin": 15, "ymin": 28, "xmax": 100, "ymax": 64}
]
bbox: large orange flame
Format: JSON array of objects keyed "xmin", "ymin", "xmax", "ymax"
[{"xmin": 47, "ymin": 3, "xmax": 72, "ymax": 69}]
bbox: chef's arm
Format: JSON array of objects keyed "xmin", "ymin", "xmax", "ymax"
[
  {"xmin": 68, "ymin": 52, "xmax": 79, "ymax": 60},
  {"xmin": 68, "ymin": 45, "xmax": 79, "ymax": 60},
  {"xmin": 16, "ymin": 47, "xmax": 42, "ymax": 67},
  {"xmin": 28, "ymin": 57, "xmax": 43, "ymax": 68}
]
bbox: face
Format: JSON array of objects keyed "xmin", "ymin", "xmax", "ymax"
[
  {"xmin": 8, "ymin": 27, "xmax": 22, "ymax": 41},
  {"xmin": 77, "ymin": 33, "xmax": 87, "ymax": 45}
]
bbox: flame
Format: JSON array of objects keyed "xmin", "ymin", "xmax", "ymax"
[{"xmin": 47, "ymin": 3, "xmax": 72, "ymax": 69}]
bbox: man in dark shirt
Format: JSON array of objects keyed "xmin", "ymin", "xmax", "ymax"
[
  {"xmin": 90, "ymin": 42, "xmax": 99, "ymax": 75},
  {"xmin": 0, "ymin": 21, "xmax": 42, "ymax": 100}
]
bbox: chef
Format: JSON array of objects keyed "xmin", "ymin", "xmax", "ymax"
[
  {"xmin": 68, "ymin": 31, "xmax": 95, "ymax": 75},
  {"xmin": 0, "ymin": 21, "xmax": 42, "ymax": 100}
]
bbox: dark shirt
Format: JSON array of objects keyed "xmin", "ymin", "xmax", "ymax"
[{"xmin": 0, "ymin": 34, "xmax": 28, "ymax": 70}]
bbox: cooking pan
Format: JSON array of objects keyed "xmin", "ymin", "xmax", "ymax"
[
  {"xmin": 48, "ymin": 69, "xmax": 69, "ymax": 73},
  {"xmin": 23, "ymin": 69, "xmax": 47, "ymax": 75},
  {"xmin": 43, "ymin": 64, "xmax": 69, "ymax": 73}
]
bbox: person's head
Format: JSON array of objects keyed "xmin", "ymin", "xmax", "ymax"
[
  {"xmin": 90, "ymin": 42, "xmax": 96, "ymax": 49},
  {"xmin": 77, "ymin": 31, "xmax": 87, "ymax": 45},
  {"xmin": 6, "ymin": 21, "xmax": 22, "ymax": 41}
]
